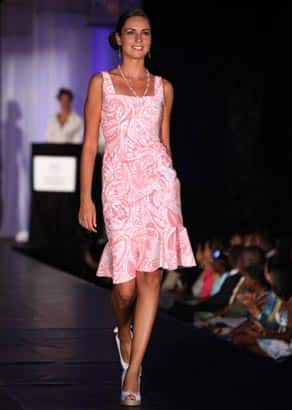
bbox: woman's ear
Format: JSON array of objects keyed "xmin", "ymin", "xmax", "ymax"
[{"xmin": 115, "ymin": 32, "xmax": 122, "ymax": 48}]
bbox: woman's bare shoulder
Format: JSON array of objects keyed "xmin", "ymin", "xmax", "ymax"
[
  {"xmin": 85, "ymin": 73, "xmax": 104, "ymax": 97},
  {"xmin": 159, "ymin": 76, "xmax": 173, "ymax": 103},
  {"xmin": 161, "ymin": 77, "xmax": 173, "ymax": 92},
  {"xmin": 88, "ymin": 72, "xmax": 103, "ymax": 86}
]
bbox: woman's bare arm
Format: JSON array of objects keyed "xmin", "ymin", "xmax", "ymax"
[
  {"xmin": 79, "ymin": 73, "xmax": 103, "ymax": 232},
  {"xmin": 160, "ymin": 78, "xmax": 174, "ymax": 159}
]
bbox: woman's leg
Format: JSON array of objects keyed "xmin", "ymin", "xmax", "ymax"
[
  {"xmin": 122, "ymin": 268, "xmax": 164, "ymax": 392},
  {"xmin": 111, "ymin": 278, "xmax": 137, "ymax": 364}
]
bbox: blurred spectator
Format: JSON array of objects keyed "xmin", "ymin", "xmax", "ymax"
[
  {"xmin": 164, "ymin": 231, "xmax": 292, "ymax": 361},
  {"xmin": 229, "ymin": 232, "xmax": 244, "ymax": 247},
  {"xmin": 264, "ymin": 255, "xmax": 292, "ymax": 300},
  {"xmin": 191, "ymin": 239, "xmax": 224, "ymax": 299},
  {"xmin": 161, "ymin": 269, "xmax": 181, "ymax": 291},
  {"xmin": 210, "ymin": 250, "xmax": 231, "ymax": 296},
  {"xmin": 231, "ymin": 256, "xmax": 292, "ymax": 357},
  {"xmin": 243, "ymin": 232, "xmax": 257, "ymax": 247},
  {"xmin": 227, "ymin": 245, "xmax": 245, "ymax": 275},
  {"xmin": 46, "ymin": 88, "xmax": 83, "ymax": 144},
  {"xmin": 253, "ymin": 230, "xmax": 277, "ymax": 259},
  {"xmin": 238, "ymin": 245, "xmax": 266, "ymax": 272},
  {"xmin": 168, "ymin": 245, "xmax": 266, "ymax": 323}
]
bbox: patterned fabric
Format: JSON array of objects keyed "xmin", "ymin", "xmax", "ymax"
[
  {"xmin": 257, "ymin": 292, "xmax": 282, "ymax": 330},
  {"xmin": 96, "ymin": 71, "xmax": 196, "ymax": 284},
  {"xmin": 257, "ymin": 338, "xmax": 292, "ymax": 360}
]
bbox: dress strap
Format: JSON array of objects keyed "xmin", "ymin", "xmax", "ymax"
[
  {"xmin": 101, "ymin": 71, "xmax": 116, "ymax": 95},
  {"xmin": 155, "ymin": 75, "xmax": 165, "ymax": 104}
]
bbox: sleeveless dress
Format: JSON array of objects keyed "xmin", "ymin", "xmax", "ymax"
[{"xmin": 96, "ymin": 71, "xmax": 196, "ymax": 284}]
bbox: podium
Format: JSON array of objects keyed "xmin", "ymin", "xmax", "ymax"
[{"xmin": 28, "ymin": 143, "xmax": 103, "ymax": 256}]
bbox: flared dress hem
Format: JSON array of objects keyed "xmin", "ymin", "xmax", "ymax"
[{"xmin": 96, "ymin": 225, "xmax": 196, "ymax": 284}]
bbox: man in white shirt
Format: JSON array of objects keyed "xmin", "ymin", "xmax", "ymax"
[{"xmin": 46, "ymin": 88, "xmax": 83, "ymax": 144}]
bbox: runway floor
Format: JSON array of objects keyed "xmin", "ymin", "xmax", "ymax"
[{"xmin": 0, "ymin": 238, "xmax": 290, "ymax": 410}]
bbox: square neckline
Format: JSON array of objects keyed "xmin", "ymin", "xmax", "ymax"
[{"xmin": 106, "ymin": 70, "xmax": 157, "ymax": 98}]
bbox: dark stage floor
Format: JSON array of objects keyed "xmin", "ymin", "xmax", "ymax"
[{"xmin": 0, "ymin": 238, "xmax": 290, "ymax": 409}]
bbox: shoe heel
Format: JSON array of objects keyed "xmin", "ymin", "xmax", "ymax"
[{"xmin": 120, "ymin": 368, "xmax": 142, "ymax": 406}]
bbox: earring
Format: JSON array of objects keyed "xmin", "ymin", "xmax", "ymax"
[
  {"xmin": 148, "ymin": 49, "xmax": 151, "ymax": 59},
  {"xmin": 118, "ymin": 47, "xmax": 121, "ymax": 59}
]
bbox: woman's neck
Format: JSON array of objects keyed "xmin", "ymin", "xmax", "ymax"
[{"xmin": 119, "ymin": 58, "xmax": 146, "ymax": 79}]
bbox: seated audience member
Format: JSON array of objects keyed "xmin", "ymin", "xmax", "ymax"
[
  {"xmin": 243, "ymin": 232, "xmax": 257, "ymax": 247},
  {"xmin": 227, "ymin": 245, "xmax": 244, "ymax": 275},
  {"xmin": 190, "ymin": 238, "xmax": 225, "ymax": 300},
  {"xmin": 193, "ymin": 246, "xmax": 265, "ymax": 315},
  {"xmin": 212, "ymin": 269, "xmax": 281, "ymax": 339},
  {"xmin": 46, "ymin": 88, "xmax": 83, "ymax": 143},
  {"xmin": 253, "ymin": 230, "xmax": 277, "ymax": 259},
  {"xmin": 275, "ymin": 236, "xmax": 292, "ymax": 261},
  {"xmin": 168, "ymin": 244, "xmax": 265, "ymax": 323},
  {"xmin": 232, "ymin": 256, "xmax": 292, "ymax": 358},
  {"xmin": 205, "ymin": 262, "xmax": 274, "ymax": 332},
  {"xmin": 168, "ymin": 246, "xmax": 241, "ymax": 323},
  {"xmin": 229, "ymin": 232, "xmax": 244, "ymax": 247},
  {"xmin": 226, "ymin": 247, "xmax": 266, "ymax": 314},
  {"xmin": 236, "ymin": 265, "xmax": 280, "ymax": 329},
  {"xmin": 196, "ymin": 240, "xmax": 218, "ymax": 299},
  {"xmin": 161, "ymin": 269, "xmax": 181, "ymax": 291},
  {"xmin": 210, "ymin": 251, "xmax": 231, "ymax": 296}
]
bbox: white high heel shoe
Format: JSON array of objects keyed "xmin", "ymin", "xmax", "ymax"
[
  {"xmin": 113, "ymin": 325, "xmax": 133, "ymax": 370},
  {"xmin": 120, "ymin": 366, "xmax": 142, "ymax": 406}
]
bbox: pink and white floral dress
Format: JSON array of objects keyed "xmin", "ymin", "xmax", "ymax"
[{"xmin": 96, "ymin": 71, "xmax": 196, "ymax": 284}]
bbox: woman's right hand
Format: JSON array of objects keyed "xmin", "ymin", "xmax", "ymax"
[{"xmin": 78, "ymin": 199, "xmax": 97, "ymax": 232}]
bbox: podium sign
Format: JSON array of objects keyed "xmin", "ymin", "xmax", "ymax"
[{"xmin": 33, "ymin": 155, "xmax": 77, "ymax": 192}]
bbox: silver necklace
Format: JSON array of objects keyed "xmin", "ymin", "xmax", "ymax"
[{"xmin": 118, "ymin": 64, "xmax": 150, "ymax": 97}]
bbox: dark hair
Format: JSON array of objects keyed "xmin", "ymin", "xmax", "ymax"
[
  {"xmin": 245, "ymin": 265, "xmax": 269, "ymax": 289},
  {"xmin": 254, "ymin": 230, "xmax": 276, "ymax": 251},
  {"xmin": 57, "ymin": 88, "xmax": 74, "ymax": 101},
  {"xmin": 228, "ymin": 245, "xmax": 244, "ymax": 267},
  {"xmin": 108, "ymin": 8, "xmax": 150, "ymax": 51},
  {"xmin": 241, "ymin": 246, "xmax": 266, "ymax": 270},
  {"xmin": 212, "ymin": 251, "xmax": 230, "ymax": 272},
  {"xmin": 267, "ymin": 255, "xmax": 292, "ymax": 301}
]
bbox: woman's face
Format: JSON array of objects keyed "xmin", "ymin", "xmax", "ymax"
[
  {"xmin": 211, "ymin": 259, "xmax": 225, "ymax": 275},
  {"xmin": 116, "ymin": 16, "xmax": 151, "ymax": 60},
  {"xmin": 230, "ymin": 234, "xmax": 243, "ymax": 247},
  {"xmin": 243, "ymin": 233, "xmax": 256, "ymax": 247},
  {"xmin": 202, "ymin": 241, "xmax": 213, "ymax": 265},
  {"xmin": 239, "ymin": 252, "xmax": 254, "ymax": 271}
]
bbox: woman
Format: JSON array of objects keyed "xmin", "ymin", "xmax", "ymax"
[
  {"xmin": 78, "ymin": 8, "xmax": 196, "ymax": 406},
  {"xmin": 231, "ymin": 256, "xmax": 292, "ymax": 358}
]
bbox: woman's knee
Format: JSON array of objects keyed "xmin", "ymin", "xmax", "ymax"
[
  {"xmin": 137, "ymin": 269, "xmax": 163, "ymax": 289},
  {"xmin": 113, "ymin": 280, "xmax": 137, "ymax": 307}
]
